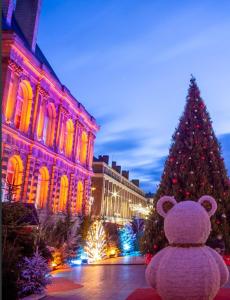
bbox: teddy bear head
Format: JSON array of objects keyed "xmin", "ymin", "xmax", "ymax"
[{"xmin": 156, "ymin": 195, "xmax": 217, "ymax": 244}]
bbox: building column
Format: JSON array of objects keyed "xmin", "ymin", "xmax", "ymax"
[
  {"xmin": 31, "ymin": 83, "xmax": 41, "ymax": 137},
  {"xmin": 21, "ymin": 154, "xmax": 33, "ymax": 202},
  {"xmin": 68, "ymin": 173, "xmax": 75, "ymax": 213},
  {"xmin": 73, "ymin": 119, "xmax": 80, "ymax": 161},
  {"xmin": 76, "ymin": 124, "xmax": 83, "ymax": 162},
  {"xmin": 48, "ymin": 164, "xmax": 57, "ymax": 212}
]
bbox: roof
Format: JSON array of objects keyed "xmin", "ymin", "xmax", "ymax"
[{"xmin": 2, "ymin": 13, "xmax": 61, "ymax": 83}]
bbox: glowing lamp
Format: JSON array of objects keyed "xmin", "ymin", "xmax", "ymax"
[
  {"xmin": 110, "ymin": 249, "xmax": 116, "ymax": 255},
  {"xmin": 51, "ymin": 262, "xmax": 57, "ymax": 267}
]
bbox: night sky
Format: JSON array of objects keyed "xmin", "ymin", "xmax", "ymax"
[{"xmin": 37, "ymin": 0, "xmax": 230, "ymax": 192}]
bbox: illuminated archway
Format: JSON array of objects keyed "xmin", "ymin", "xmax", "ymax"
[
  {"xmin": 59, "ymin": 175, "xmax": 69, "ymax": 212},
  {"xmin": 65, "ymin": 119, "xmax": 74, "ymax": 157},
  {"xmin": 80, "ymin": 131, "xmax": 88, "ymax": 164},
  {"xmin": 14, "ymin": 80, "xmax": 33, "ymax": 132},
  {"xmin": 35, "ymin": 167, "xmax": 49, "ymax": 209},
  {"xmin": 6, "ymin": 155, "xmax": 23, "ymax": 201},
  {"xmin": 76, "ymin": 181, "xmax": 84, "ymax": 213}
]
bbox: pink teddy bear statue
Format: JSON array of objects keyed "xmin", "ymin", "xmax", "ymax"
[{"xmin": 146, "ymin": 195, "xmax": 229, "ymax": 300}]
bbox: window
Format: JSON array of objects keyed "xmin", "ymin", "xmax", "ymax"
[
  {"xmin": 14, "ymin": 80, "xmax": 33, "ymax": 133},
  {"xmin": 80, "ymin": 131, "xmax": 88, "ymax": 164},
  {"xmin": 5, "ymin": 155, "xmax": 23, "ymax": 201},
  {"xmin": 76, "ymin": 181, "xmax": 83, "ymax": 213},
  {"xmin": 65, "ymin": 119, "xmax": 74, "ymax": 157},
  {"xmin": 59, "ymin": 175, "xmax": 68, "ymax": 212},
  {"xmin": 35, "ymin": 167, "xmax": 49, "ymax": 209}
]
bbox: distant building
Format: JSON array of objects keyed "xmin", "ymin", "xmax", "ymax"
[
  {"xmin": 91, "ymin": 155, "xmax": 152, "ymax": 225},
  {"xmin": 145, "ymin": 192, "xmax": 155, "ymax": 205},
  {"xmin": 2, "ymin": 0, "xmax": 99, "ymax": 216}
]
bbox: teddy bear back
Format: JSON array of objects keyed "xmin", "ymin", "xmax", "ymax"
[{"xmin": 164, "ymin": 200, "xmax": 211, "ymax": 244}]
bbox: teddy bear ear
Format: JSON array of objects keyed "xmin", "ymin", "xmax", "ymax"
[
  {"xmin": 198, "ymin": 195, "xmax": 217, "ymax": 217},
  {"xmin": 156, "ymin": 196, "xmax": 177, "ymax": 218}
]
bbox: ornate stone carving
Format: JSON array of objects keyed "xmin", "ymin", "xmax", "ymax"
[
  {"xmin": 7, "ymin": 58, "xmax": 23, "ymax": 76},
  {"xmin": 39, "ymin": 86, "xmax": 49, "ymax": 99}
]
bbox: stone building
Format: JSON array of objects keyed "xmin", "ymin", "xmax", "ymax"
[
  {"xmin": 91, "ymin": 155, "xmax": 152, "ymax": 225},
  {"xmin": 2, "ymin": 0, "xmax": 99, "ymax": 216}
]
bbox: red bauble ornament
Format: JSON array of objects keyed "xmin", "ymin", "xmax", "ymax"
[
  {"xmin": 200, "ymin": 103, "xmax": 205, "ymax": 109},
  {"xmin": 185, "ymin": 191, "xmax": 190, "ymax": 196},
  {"xmin": 172, "ymin": 178, "xmax": 178, "ymax": 184},
  {"xmin": 196, "ymin": 124, "xmax": 200, "ymax": 128},
  {"xmin": 216, "ymin": 220, "xmax": 221, "ymax": 225},
  {"xmin": 153, "ymin": 244, "xmax": 158, "ymax": 250},
  {"xmin": 201, "ymin": 156, "xmax": 205, "ymax": 160}
]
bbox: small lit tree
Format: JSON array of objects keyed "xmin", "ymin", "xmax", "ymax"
[
  {"xmin": 84, "ymin": 220, "xmax": 107, "ymax": 262},
  {"xmin": 119, "ymin": 224, "xmax": 136, "ymax": 255},
  {"xmin": 17, "ymin": 251, "xmax": 51, "ymax": 297}
]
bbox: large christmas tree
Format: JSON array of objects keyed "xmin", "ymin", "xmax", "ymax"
[{"xmin": 141, "ymin": 77, "xmax": 230, "ymax": 255}]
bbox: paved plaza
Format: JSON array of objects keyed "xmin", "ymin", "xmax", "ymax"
[
  {"xmin": 45, "ymin": 257, "xmax": 230, "ymax": 300},
  {"xmin": 46, "ymin": 265, "xmax": 148, "ymax": 300}
]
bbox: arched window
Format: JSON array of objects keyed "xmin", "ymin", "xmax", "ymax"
[
  {"xmin": 65, "ymin": 119, "xmax": 74, "ymax": 157},
  {"xmin": 35, "ymin": 167, "xmax": 49, "ymax": 209},
  {"xmin": 43, "ymin": 103, "xmax": 56, "ymax": 146},
  {"xmin": 76, "ymin": 181, "xmax": 84, "ymax": 213},
  {"xmin": 5, "ymin": 155, "xmax": 23, "ymax": 201},
  {"xmin": 59, "ymin": 175, "xmax": 68, "ymax": 212},
  {"xmin": 80, "ymin": 131, "xmax": 88, "ymax": 164},
  {"xmin": 14, "ymin": 80, "xmax": 33, "ymax": 133}
]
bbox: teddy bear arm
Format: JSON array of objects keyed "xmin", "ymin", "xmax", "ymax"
[
  {"xmin": 145, "ymin": 248, "xmax": 168, "ymax": 288},
  {"xmin": 208, "ymin": 247, "xmax": 229, "ymax": 286}
]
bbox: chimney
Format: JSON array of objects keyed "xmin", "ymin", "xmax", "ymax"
[
  {"xmin": 2, "ymin": 0, "xmax": 14, "ymax": 25},
  {"xmin": 115, "ymin": 165, "xmax": 121, "ymax": 174},
  {"xmin": 112, "ymin": 161, "xmax": 116, "ymax": 170},
  {"xmin": 14, "ymin": 0, "xmax": 42, "ymax": 52},
  {"xmin": 131, "ymin": 179, "xmax": 140, "ymax": 187},
  {"xmin": 98, "ymin": 155, "xmax": 109, "ymax": 164},
  {"xmin": 122, "ymin": 170, "xmax": 129, "ymax": 179},
  {"xmin": 102, "ymin": 155, "xmax": 109, "ymax": 164}
]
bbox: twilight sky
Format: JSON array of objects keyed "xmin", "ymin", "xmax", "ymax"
[{"xmin": 37, "ymin": 0, "xmax": 230, "ymax": 192}]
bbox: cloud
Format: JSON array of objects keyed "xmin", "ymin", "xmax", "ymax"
[{"xmin": 94, "ymin": 128, "xmax": 147, "ymax": 154}]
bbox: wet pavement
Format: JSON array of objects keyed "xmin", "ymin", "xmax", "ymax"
[
  {"xmin": 45, "ymin": 265, "xmax": 148, "ymax": 300},
  {"xmin": 45, "ymin": 264, "xmax": 230, "ymax": 300}
]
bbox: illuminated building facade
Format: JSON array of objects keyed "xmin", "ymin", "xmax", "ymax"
[
  {"xmin": 2, "ymin": 0, "xmax": 99, "ymax": 215},
  {"xmin": 91, "ymin": 155, "xmax": 152, "ymax": 225}
]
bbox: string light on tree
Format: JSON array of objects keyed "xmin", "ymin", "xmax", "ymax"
[{"xmin": 84, "ymin": 220, "xmax": 107, "ymax": 263}]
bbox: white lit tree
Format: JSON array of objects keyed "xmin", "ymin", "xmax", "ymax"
[{"xmin": 84, "ymin": 220, "xmax": 107, "ymax": 262}]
